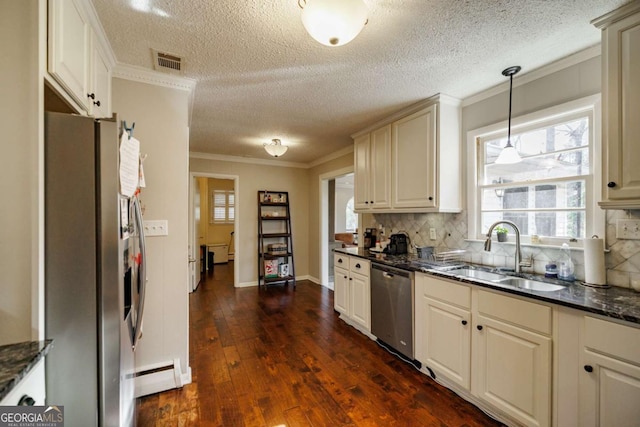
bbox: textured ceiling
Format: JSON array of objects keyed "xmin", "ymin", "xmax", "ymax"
[{"xmin": 91, "ymin": 0, "xmax": 629, "ymax": 164}]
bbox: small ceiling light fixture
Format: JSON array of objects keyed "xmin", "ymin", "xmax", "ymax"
[
  {"xmin": 495, "ymin": 65, "xmax": 522, "ymax": 165},
  {"xmin": 264, "ymin": 139, "xmax": 288, "ymax": 157},
  {"xmin": 298, "ymin": 0, "xmax": 368, "ymax": 47}
]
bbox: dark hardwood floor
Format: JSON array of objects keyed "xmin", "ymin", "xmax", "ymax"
[{"xmin": 137, "ymin": 262, "xmax": 504, "ymax": 426}]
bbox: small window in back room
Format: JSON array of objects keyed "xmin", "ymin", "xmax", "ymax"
[
  {"xmin": 473, "ymin": 97, "xmax": 601, "ymax": 244},
  {"xmin": 211, "ymin": 190, "xmax": 234, "ymax": 224}
]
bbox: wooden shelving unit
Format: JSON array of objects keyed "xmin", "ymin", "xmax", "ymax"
[{"xmin": 257, "ymin": 190, "xmax": 295, "ymax": 289}]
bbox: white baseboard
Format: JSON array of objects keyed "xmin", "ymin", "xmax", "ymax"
[{"xmin": 134, "ymin": 359, "xmax": 192, "ymax": 398}]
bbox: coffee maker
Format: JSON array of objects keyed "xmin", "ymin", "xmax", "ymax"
[{"xmin": 363, "ymin": 228, "xmax": 377, "ymax": 249}]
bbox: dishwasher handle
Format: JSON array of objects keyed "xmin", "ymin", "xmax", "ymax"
[{"xmin": 372, "ymin": 262, "xmax": 411, "ymax": 278}]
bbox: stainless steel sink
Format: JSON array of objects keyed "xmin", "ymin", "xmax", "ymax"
[
  {"xmin": 453, "ymin": 268, "xmax": 508, "ymax": 282},
  {"xmin": 493, "ymin": 277, "xmax": 565, "ymax": 292}
]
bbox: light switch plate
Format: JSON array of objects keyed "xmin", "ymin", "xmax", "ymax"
[
  {"xmin": 429, "ymin": 228, "xmax": 437, "ymax": 240},
  {"xmin": 616, "ymin": 219, "xmax": 640, "ymax": 240},
  {"xmin": 144, "ymin": 220, "xmax": 169, "ymax": 236}
]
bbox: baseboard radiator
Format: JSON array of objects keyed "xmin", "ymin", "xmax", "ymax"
[{"xmin": 134, "ymin": 358, "xmax": 192, "ymax": 397}]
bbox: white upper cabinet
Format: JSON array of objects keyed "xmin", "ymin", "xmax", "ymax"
[
  {"xmin": 392, "ymin": 106, "xmax": 437, "ymax": 209},
  {"xmin": 593, "ymin": 2, "xmax": 640, "ymax": 209},
  {"xmin": 89, "ymin": 35, "xmax": 112, "ymax": 118},
  {"xmin": 354, "ymin": 125, "xmax": 392, "ymax": 210},
  {"xmin": 352, "ymin": 94, "xmax": 461, "ymax": 213},
  {"xmin": 48, "ymin": 0, "xmax": 91, "ymax": 111},
  {"xmin": 48, "ymin": 0, "xmax": 113, "ymax": 117}
]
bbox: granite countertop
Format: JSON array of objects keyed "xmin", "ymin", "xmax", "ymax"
[
  {"xmin": 335, "ymin": 247, "xmax": 640, "ymax": 325},
  {"xmin": 0, "ymin": 340, "xmax": 53, "ymax": 402}
]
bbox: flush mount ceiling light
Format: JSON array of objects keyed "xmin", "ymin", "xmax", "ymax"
[
  {"xmin": 264, "ymin": 139, "xmax": 288, "ymax": 157},
  {"xmin": 495, "ymin": 66, "xmax": 522, "ymax": 165},
  {"xmin": 298, "ymin": 0, "xmax": 368, "ymax": 47}
]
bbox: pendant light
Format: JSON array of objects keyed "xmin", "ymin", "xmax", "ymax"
[
  {"xmin": 495, "ymin": 66, "xmax": 522, "ymax": 165},
  {"xmin": 264, "ymin": 139, "xmax": 288, "ymax": 157},
  {"xmin": 298, "ymin": 0, "xmax": 368, "ymax": 47}
]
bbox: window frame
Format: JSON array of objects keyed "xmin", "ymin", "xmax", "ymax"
[
  {"xmin": 210, "ymin": 189, "xmax": 235, "ymax": 224},
  {"xmin": 466, "ymin": 95, "xmax": 604, "ymax": 247}
]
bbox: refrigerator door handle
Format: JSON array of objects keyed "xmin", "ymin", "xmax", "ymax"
[{"xmin": 132, "ymin": 195, "xmax": 147, "ymax": 349}]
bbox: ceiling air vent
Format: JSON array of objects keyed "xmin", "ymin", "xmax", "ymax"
[{"xmin": 152, "ymin": 49, "xmax": 183, "ymax": 74}]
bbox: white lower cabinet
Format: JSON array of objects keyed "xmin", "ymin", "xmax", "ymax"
[
  {"xmin": 415, "ymin": 274, "xmax": 471, "ymax": 389},
  {"xmin": 0, "ymin": 359, "xmax": 46, "ymax": 406},
  {"xmin": 579, "ymin": 316, "xmax": 640, "ymax": 427},
  {"xmin": 415, "ymin": 273, "xmax": 552, "ymax": 427},
  {"xmin": 333, "ymin": 253, "xmax": 370, "ymax": 333}
]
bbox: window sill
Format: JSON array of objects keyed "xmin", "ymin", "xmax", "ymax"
[{"xmin": 464, "ymin": 239, "xmax": 614, "ymax": 252}]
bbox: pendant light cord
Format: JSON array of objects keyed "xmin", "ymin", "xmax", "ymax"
[{"xmin": 507, "ymin": 73, "xmax": 513, "ymax": 147}]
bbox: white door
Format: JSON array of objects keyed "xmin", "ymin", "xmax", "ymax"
[
  {"xmin": 334, "ymin": 267, "xmax": 349, "ymax": 315},
  {"xmin": 189, "ymin": 176, "xmax": 202, "ymax": 292},
  {"xmin": 473, "ymin": 314, "xmax": 551, "ymax": 427},
  {"xmin": 349, "ymin": 272, "xmax": 370, "ymax": 331},
  {"xmin": 417, "ymin": 297, "xmax": 471, "ymax": 389}
]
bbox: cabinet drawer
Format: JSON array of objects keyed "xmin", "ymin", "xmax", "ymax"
[
  {"xmin": 334, "ymin": 254, "xmax": 350, "ymax": 270},
  {"xmin": 584, "ymin": 316, "xmax": 640, "ymax": 364},
  {"xmin": 418, "ymin": 274, "xmax": 470, "ymax": 309},
  {"xmin": 350, "ymin": 258, "xmax": 370, "ymax": 277},
  {"xmin": 476, "ymin": 290, "xmax": 552, "ymax": 335}
]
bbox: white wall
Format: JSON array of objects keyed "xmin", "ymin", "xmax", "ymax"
[
  {"xmin": 0, "ymin": 0, "xmax": 45, "ymax": 345},
  {"xmin": 334, "ymin": 184, "xmax": 354, "ymax": 233},
  {"xmin": 189, "ymin": 157, "xmax": 309, "ymax": 286},
  {"xmin": 112, "ymin": 78, "xmax": 191, "ymax": 378}
]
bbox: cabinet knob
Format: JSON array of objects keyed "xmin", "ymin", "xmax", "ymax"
[
  {"xmin": 344, "ymin": 275, "xmax": 347, "ymax": 279},
  {"xmin": 365, "ymin": 201, "xmax": 369, "ymax": 204},
  {"xmin": 349, "ymin": 277, "xmax": 352, "ymax": 280},
  {"xmin": 355, "ymin": 263, "xmax": 361, "ymax": 269},
  {"xmin": 607, "ymin": 182, "xmax": 617, "ymax": 188},
  {"xmin": 428, "ymin": 196, "xmax": 433, "ymax": 201},
  {"xmin": 461, "ymin": 320, "xmax": 468, "ymax": 325},
  {"xmin": 87, "ymin": 93, "xmax": 95, "ymax": 100},
  {"xmin": 93, "ymin": 100, "xmax": 101, "ymax": 107},
  {"xmin": 477, "ymin": 325, "xmax": 483, "ymax": 331},
  {"xmin": 18, "ymin": 395, "xmax": 35, "ymax": 406},
  {"xmin": 338, "ymin": 259, "xmax": 343, "ymax": 263},
  {"xmin": 584, "ymin": 365, "xmax": 593, "ymax": 373},
  {"xmin": 370, "ymin": 201, "xmax": 374, "ymax": 204}
]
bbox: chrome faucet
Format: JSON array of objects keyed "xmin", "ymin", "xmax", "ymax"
[{"xmin": 484, "ymin": 220, "xmax": 532, "ymax": 273}]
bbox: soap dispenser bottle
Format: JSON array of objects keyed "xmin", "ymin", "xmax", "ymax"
[{"xmin": 558, "ymin": 243, "xmax": 575, "ymax": 281}]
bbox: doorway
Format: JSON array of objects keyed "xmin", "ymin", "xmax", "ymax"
[
  {"xmin": 319, "ymin": 166, "xmax": 355, "ymax": 290},
  {"xmin": 189, "ymin": 172, "xmax": 240, "ymax": 291}
]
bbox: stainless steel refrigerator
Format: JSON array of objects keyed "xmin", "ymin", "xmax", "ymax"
[{"xmin": 44, "ymin": 112, "xmax": 147, "ymax": 426}]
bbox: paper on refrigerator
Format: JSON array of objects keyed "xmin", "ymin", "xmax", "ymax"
[{"xmin": 119, "ymin": 131, "xmax": 140, "ymax": 197}]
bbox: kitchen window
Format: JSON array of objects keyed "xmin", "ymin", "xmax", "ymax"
[
  {"xmin": 211, "ymin": 190, "xmax": 235, "ymax": 224},
  {"xmin": 468, "ymin": 95, "xmax": 603, "ymax": 245}
]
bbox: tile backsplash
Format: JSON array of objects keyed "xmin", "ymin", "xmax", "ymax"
[{"xmin": 368, "ymin": 209, "xmax": 640, "ymax": 289}]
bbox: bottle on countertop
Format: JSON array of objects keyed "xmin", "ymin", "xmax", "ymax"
[
  {"xmin": 545, "ymin": 262, "xmax": 558, "ymax": 278},
  {"xmin": 558, "ymin": 243, "xmax": 575, "ymax": 282}
]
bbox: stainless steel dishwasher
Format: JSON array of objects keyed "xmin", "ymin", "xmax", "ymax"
[{"xmin": 371, "ymin": 262, "xmax": 415, "ymax": 360}]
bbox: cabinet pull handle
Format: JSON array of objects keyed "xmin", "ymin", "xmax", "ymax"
[
  {"xmin": 584, "ymin": 365, "xmax": 593, "ymax": 373},
  {"xmin": 94, "ymin": 100, "xmax": 101, "ymax": 107},
  {"xmin": 477, "ymin": 325, "xmax": 483, "ymax": 331},
  {"xmin": 18, "ymin": 395, "xmax": 35, "ymax": 406},
  {"xmin": 461, "ymin": 320, "xmax": 467, "ymax": 325},
  {"xmin": 355, "ymin": 263, "xmax": 361, "ymax": 268},
  {"xmin": 607, "ymin": 182, "xmax": 617, "ymax": 188},
  {"xmin": 87, "ymin": 93, "xmax": 95, "ymax": 100}
]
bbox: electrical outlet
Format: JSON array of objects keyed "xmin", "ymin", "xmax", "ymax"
[
  {"xmin": 616, "ymin": 219, "xmax": 640, "ymax": 240},
  {"xmin": 429, "ymin": 228, "xmax": 437, "ymax": 240},
  {"xmin": 144, "ymin": 220, "xmax": 169, "ymax": 236}
]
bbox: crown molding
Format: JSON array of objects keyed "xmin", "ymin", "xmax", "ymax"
[
  {"xmin": 461, "ymin": 44, "xmax": 601, "ymax": 108},
  {"xmin": 307, "ymin": 145, "xmax": 354, "ymax": 168},
  {"xmin": 189, "ymin": 152, "xmax": 309, "ymax": 169},
  {"xmin": 113, "ymin": 63, "xmax": 197, "ymax": 93}
]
